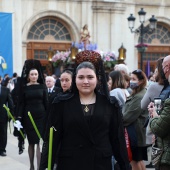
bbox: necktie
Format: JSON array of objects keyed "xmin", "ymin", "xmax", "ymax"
[{"xmin": 48, "ymin": 88, "xmax": 51, "ymax": 95}]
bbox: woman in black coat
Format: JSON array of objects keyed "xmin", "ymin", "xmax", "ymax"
[{"xmin": 40, "ymin": 51, "xmax": 130, "ymax": 170}]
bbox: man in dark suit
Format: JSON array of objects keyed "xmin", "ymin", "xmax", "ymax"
[
  {"xmin": 0, "ymin": 76, "xmax": 14, "ymax": 156},
  {"xmin": 45, "ymin": 76, "xmax": 61, "ymax": 105},
  {"xmin": 44, "ymin": 76, "xmax": 61, "ymax": 143}
]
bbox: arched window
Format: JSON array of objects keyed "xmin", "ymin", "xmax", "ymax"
[
  {"xmin": 26, "ymin": 17, "xmax": 72, "ymax": 76},
  {"xmin": 137, "ymin": 23, "xmax": 170, "ymax": 72},
  {"xmin": 140, "ymin": 23, "xmax": 170, "ymax": 44},
  {"xmin": 141, "ymin": 24, "xmax": 170, "ymax": 61},
  {"xmin": 27, "ymin": 17, "xmax": 71, "ymax": 41}
]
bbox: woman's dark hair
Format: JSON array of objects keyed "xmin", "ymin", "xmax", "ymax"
[
  {"xmin": 156, "ymin": 57, "xmax": 167, "ymax": 85},
  {"xmin": 2, "ymin": 77, "xmax": 11, "ymax": 87},
  {"xmin": 131, "ymin": 69, "xmax": 147, "ymax": 95},
  {"xmin": 76, "ymin": 61, "xmax": 96, "ymax": 75},
  {"xmin": 13, "ymin": 72, "xmax": 17, "ymax": 77},
  {"xmin": 61, "ymin": 69, "xmax": 73, "ymax": 78},
  {"xmin": 21, "ymin": 59, "xmax": 44, "ymax": 85},
  {"xmin": 109, "ymin": 71, "xmax": 125, "ymax": 90}
]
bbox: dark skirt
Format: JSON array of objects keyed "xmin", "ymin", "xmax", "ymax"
[{"xmin": 132, "ymin": 146, "xmax": 148, "ymax": 161}]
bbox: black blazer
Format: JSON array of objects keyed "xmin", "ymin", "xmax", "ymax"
[
  {"xmin": 48, "ymin": 87, "xmax": 61, "ymax": 105},
  {"xmin": 40, "ymin": 93, "xmax": 130, "ymax": 170},
  {"xmin": 0, "ymin": 86, "xmax": 14, "ymax": 122}
]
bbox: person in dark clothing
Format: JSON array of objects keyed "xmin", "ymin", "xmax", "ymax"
[
  {"xmin": 1, "ymin": 74, "xmax": 9, "ymax": 86},
  {"xmin": 12, "ymin": 72, "xmax": 18, "ymax": 87},
  {"xmin": 17, "ymin": 59, "xmax": 48, "ymax": 170},
  {"xmin": 40, "ymin": 50, "xmax": 130, "ymax": 170},
  {"xmin": 11, "ymin": 77, "xmax": 26, "ymax": 155},
  {"xmin": 45, "ymin": 76, "xmax": 61, "ymax": 105},
  {"xmin": 59, "ymin": 69, "xmax": 73, "ymax": 92},
  {"xmin": 0, "ymin": 76, "xmax": 14, "ymax": 156}
]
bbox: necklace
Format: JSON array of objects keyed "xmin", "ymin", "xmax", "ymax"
[
  {"xmin": 84, "ymin": 105, "xmax": 89, "ymax": 112},
  {"xmin": 81, "ymin": 94, "xmax": 95, "ymax": 113}
]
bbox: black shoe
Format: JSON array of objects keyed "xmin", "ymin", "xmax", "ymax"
[
  {"xmin": 0, "ymin": 152, "xmax": 7, "ymax": 156},
  {"xmin": 19, "ymin": 144, "xmax": 24, "ymax": 155},
  {"xmin": 146, "ymin": 162, "xmax": 154, "ymax": 168},
  {"xmin": 19, "ymin": 148, "xmax": 23, "ymax": 155}
]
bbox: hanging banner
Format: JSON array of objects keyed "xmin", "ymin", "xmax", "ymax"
[{"xmin": 0, "ymin": 12, "xmax": 13, "ymax": 76}]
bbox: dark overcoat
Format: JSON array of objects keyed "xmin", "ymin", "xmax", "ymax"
[
  {"xmin": 40, "ymin": 92, "xmax": 130, "ymax": 170},
  {"xmin": 0, "ymin": 86, "xmax": 13, "ymax": 122},
  {"xmin": 0, "ymin": 85, "xmax": 14, "ymax": 152}
]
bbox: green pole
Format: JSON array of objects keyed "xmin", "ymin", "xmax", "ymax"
[
  {"xmin": 48, "ymin": 127, "xmax": 54, "ymax": 170},
  {"xmin": 28, "ymin": 111, "xmax": 42, "ymax": 140},
  {"xmin": 3, "ymin": 104, "xmax": 25, "ymax": 139}
]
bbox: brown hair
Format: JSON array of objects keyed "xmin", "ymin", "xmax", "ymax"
[
  {"xmin": 131, "ymin": 69, "xmax": 147, "ymax": 95},
  {"xmin": 123, "ymin": 74, "xmax": 130, "ymax": 82},
  {"xmin": 156, "ymin": 57, "xmax": 165, "ymax": 85},
  {"xmin": 109, "ymin": 70, "xmax": 126, "ymax": 90}
]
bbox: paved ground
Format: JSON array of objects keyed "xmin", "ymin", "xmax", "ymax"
[{"xmin": 0, "ymin": 124, "xmax": 155, "ymax": 170}]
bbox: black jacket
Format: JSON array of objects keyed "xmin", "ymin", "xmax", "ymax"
[
  {"xmin": 0, "ymin": 86, "xmax": 14, "ymax": 122},
  {"xmin": 47, "ymin": 87, "xmax": 61, "ymax": 105},
  {"xmin": 40, "ymin": 93, "xmax": 130, "ymax": 170}
]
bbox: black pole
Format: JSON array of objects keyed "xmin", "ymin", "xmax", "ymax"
[{"xmin": 140, "ymin": 23, "xmax": 144, "ymax": 70}]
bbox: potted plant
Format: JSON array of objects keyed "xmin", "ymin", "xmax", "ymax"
[
  {"xmin": 135, "ymin": 43, "xmax": 148, "ymax": 52},
  {"xmin": 102, "ymin": 51, "xmax": 117, "ymax": 71},
  {"xmin": 51, "ymin": 51, "xmax": 71, "ymax": 76}
]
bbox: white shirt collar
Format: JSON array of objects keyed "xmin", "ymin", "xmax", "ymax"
[{"xmin": 49, "ymin": 86, "xmax": 54, "ymax": 92}]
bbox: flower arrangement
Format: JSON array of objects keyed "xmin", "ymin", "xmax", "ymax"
[
  {"xmin": 102, "ymin": 51, "xmax": 117, "ymax": 69},
  {"xmin": 135, "ymin": 43, "xmax": 148, "ymax": 52},
  {"xmin": 51, "ymin": 51, "xmax": 71, "ymax": 67},
  {"xmin": 135, "ymin": 43, "xmax": 148, "ymax": 48}
]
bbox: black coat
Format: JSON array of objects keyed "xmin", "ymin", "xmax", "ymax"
[
  {"xmin": 48, "ymin": 87, "xmax": 61, "ymax": 105},
  {"xmin": 40, "ymin": 93, "xmax": 130, "ymax": 170},
  {"xmin": 0, "ymin": 86, "xmax": 14, "ymax": 122}
]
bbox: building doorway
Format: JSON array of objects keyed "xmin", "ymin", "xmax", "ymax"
[
  {"xmin": 26, "ymin": 17, "xmax": 72, "ymax": 75},
  {"xmin": 138, "ymin": 23, "xmax": 170, "ymax": 75}
]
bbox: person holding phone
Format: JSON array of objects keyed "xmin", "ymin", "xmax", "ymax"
[
  {"xmin": 141, "ymin": 57, "xmax": 169, "ymax": 168},
  {"xmin": 148, "ymin": 55, "xmax": 170, "ymax": 170}
]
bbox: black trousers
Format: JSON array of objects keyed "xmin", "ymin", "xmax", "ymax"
[
  {"xmin": 0, "ymin": 122, "xmax": 8, "ymax": 152},
  {"xmin": 160, "ymin": 164, "xmax": 170, "ymax": 170}
]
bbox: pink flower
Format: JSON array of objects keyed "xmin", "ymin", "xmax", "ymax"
[
  {"xmin": 135, "ymin": 43, "xmax": 148, "ymax": 48},
  {"xmin": 52, "ymin": 51, "xmax": 71, "ymax": 66}
]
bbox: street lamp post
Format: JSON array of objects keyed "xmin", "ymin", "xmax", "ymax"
[{"xmin": 127, "ymin": 8, "xmax": 157, "ymax": 70}]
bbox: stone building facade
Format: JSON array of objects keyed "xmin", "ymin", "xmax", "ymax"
[{"xmin": 1, "ymin": 0, "xmax": 170, "ymax": 75}]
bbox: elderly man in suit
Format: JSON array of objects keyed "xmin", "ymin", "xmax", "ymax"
[
  {"xmin": 0, "ymin": 76, "xmax": 14, "ymax": 156},
  {"xmin": 45, "ymin": 76, "xmax": 61, "ymax": 104}
]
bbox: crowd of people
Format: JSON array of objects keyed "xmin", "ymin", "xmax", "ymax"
[{"xmin": 0, "ymin": 51, "xmax": 170, "ymax": 170}]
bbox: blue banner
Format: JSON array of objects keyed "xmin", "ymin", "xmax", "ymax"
[{"xmin": 0, "ymin": 12, "xmax": 13, "ymax": 77}]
